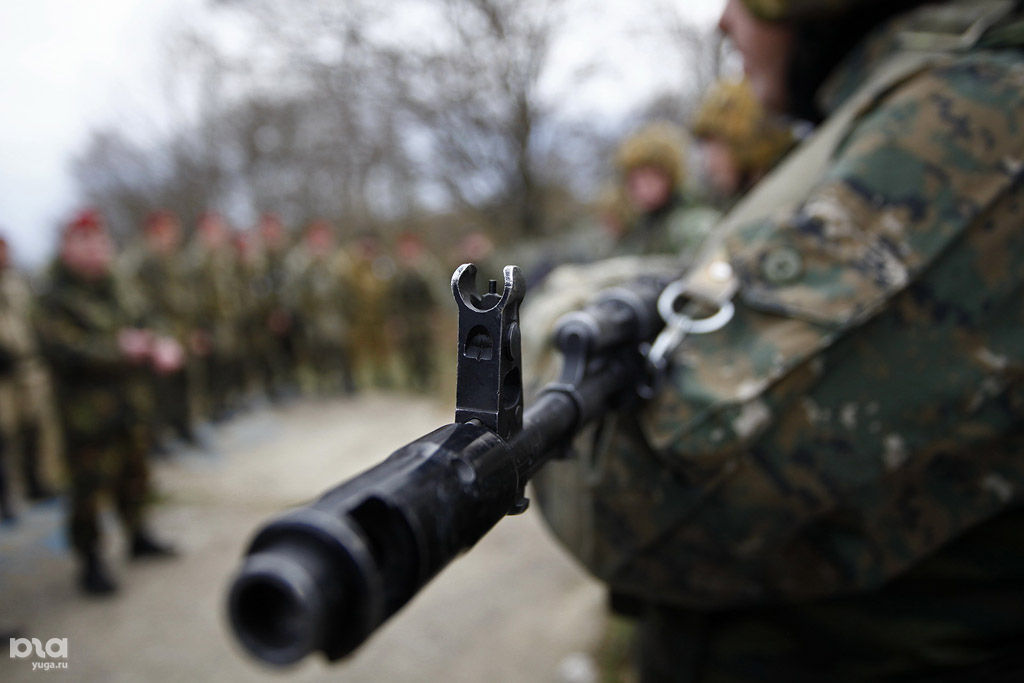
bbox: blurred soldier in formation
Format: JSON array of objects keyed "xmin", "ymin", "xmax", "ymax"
[
  {"xmin": 613, "ymin": 121, "xmax": 720, "ymax": 260},
  {"xmin": 0, "ymin": 235, "xmax": 58, "ymax": 522},
  {"xmin": 287, "ymin": 219, "xmax": 355, "ymax": 396},
  {"xmin": 531, "ymin": 0, "xmax": 1024, "ymax": 678},
  {"xmin": 231, "ymin": 227, "xmax": 265, "ymax": 405},
  {"xmin": 390, "ymin": 232, "xmax": 440, "ymax": 392},
  {"xmin": 691, "ymin": 78, "xmax": 796, "ymax": 209},
  {"xmin": 36, "ymin": 210, "xmax": 178, "ymax": 596},
  {"xmin": 186, "ymin": 211, "xmax": 245, "ymax": 421},
  {"xmin": 251, "ymin": 213, "xmax": 298, "ymax": 401},
  {"xmin": 346, "ymin": 232, "xmax": 395, "ymax": 389},
  {"xmin": 123, "ymin": 211, "xmax": 198, "ymax": 448}
]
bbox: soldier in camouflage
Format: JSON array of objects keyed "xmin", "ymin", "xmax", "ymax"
[
  {"xmin": 691, "ymin": 78, "xmax": 796, "ymax": 209},
  {"xmin": 613, "ymin": 122, "xmax": 720, "ymax": 262},
  {"xmin": 346, "ymin": 232, "xmax": 395, "ymax": 389},
  {"xmin": 287, "ymin": 219, "xmax": 355, "ymax": 396},
  {"xmin": 123, "ymin": 211, "xmax": 197, "ymax": 447},
  {"xmin": 37, "ymin": 211, "xmax": 178, "ymax": 596},
  {"xmin": 251, "ymin": 213, "xmax": 298, "ymax": 402},
  {"xmin": 0, "ymin": 235, "xmax": 59, "ymax": 521},
  {"xmin": 390, "ymin": 232, "xmax": 440, "ymax": 392},
  {"xmin": 186, "ymin": 211, "xmax": 245, "ymax": 420},
  {"xmin": 530, "ymin": 0, "xmax": 1024, "ymax": 678}
]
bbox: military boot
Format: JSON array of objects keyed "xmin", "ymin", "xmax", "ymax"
[
  {"xmin": 80, "ymin": 553, "xmax": 118, "ymax": 596},
  {"xmin": 129, "ymin": 531, "xmax": 178, "ymax": 560}
]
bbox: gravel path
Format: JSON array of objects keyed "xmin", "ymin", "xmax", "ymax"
[{"xmin": 0, "ymin": 393, "xmax": 604, "ymax": 682}]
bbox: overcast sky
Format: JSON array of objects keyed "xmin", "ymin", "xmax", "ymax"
[{"xmin": 0, "ymin": 0, "xmax": 724, "ymax": 268}]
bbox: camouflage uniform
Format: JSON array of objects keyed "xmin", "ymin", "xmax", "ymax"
[
  {"xmin": 250, "ymin": 215, "xmax": 299, "ymax": 401},
  {"xmin": 122, "ymin": 216, "xmax": 196, "ymax": 444},
  {"xmin": 287, "ymin": 225, "xmax": 355, "ymax": 395},
  {"xmin": 346, "ymin": 237, "xmax": 396, "ymax": 389},
  {"xmin": 36, "ymin": 261, "xmax": 152, "ymax": 560},
  {"xmin": 532, "ymin": 0, "xmax": 1024, "ymax": 678},
  {"xmin": 186, "ymin": 218, "xmax": 246, "ymax": 419},
  {"xmin": 0, "ymin": 258, "xmax": 59, "ymax": 517},
  {"xmin": 391, "ymin": 235, "xmax": 441, "ymax": 392},
  {"xmin": 614, "ymin": 122, "xmax": 720, "ymax": 261}
]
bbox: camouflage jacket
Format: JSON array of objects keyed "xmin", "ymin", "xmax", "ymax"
[
  {"xmin": 534, "ymin": 0, "xmax": 1024, "ymax": 672},
  {"xmin": 285, "ymin": 247, "xmax": 350, "ymax": 344},
  {"xmin": 0, "ymin": 267, "xmax": 40, "ymax": 373},
  {"xmin": 185, "ymin": 243, "xmax": 244, "ymax": 353},
  {"xmin": 35, "ymin": 263, "xmax": 145, "ymax": 446},
  {"xmin": 122, "ymin": 244, "xmax": 195, "ymax": 339}
]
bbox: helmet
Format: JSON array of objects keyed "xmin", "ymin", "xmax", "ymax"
[
  {"xmin": 740, "ymin": 0, "xmax": 884, "ymax": 21},
  {"xmin": 615, "ymin": 122, "xmax": 689, "ymax": 189},
  {"xmin": 692, "ymin": 79, "xmax": 794, "ymax": 173}
]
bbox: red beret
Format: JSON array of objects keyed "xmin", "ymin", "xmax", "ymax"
[{"xmin": 65, "ymin": 209, "xmax": 105, "ymax": 236}]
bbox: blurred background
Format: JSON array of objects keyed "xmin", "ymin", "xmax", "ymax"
[{"xmin": 1, "ymin": 0, "xmax": 729, "ymax": 266}]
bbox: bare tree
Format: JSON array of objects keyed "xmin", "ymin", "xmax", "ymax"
[{"xmin": 71, "ymin": 0, "xmax": 725, "ymax": 246}]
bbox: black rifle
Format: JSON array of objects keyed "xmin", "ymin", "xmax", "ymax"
[{"xmin": 226, "ymin": 262, "xmax": 674, "ymax": 666}]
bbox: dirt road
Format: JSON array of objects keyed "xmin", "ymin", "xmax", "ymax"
[{"xmin": 0, "ymin": 394, "xmax": 605, "ymax": 682}]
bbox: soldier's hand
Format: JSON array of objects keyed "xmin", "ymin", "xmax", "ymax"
[
  {"xmin": 151, "ymin": 337, "xmax": 185, "ymax": 374},
  {"xmin": 118, "ymin": 328, "xmax": 154, "ymax": 364}
]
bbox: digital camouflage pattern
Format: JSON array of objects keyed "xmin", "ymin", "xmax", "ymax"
[{"xmin": 533, "ymin": 0, "xmax": 1024, "ymax": 675}]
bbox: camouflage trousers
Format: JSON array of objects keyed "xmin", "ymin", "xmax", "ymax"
[{"xmin": 64, "ymin": 432, "xmax": 150, "ymax": 557}]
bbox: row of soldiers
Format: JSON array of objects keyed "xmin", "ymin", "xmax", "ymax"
[
  {"xmin": 0, "ymin": 209, "xmax": 444, "ymax": 595},
  {"xmin": 127, "ymin": 210, "xmax": 445, "ymax": 425}
]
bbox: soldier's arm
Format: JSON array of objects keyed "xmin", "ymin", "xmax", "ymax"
[
  {"xmin": 34, "ymin": 298, "xmax": 126, "ymax": 375},
  {"xmin": 539, "ymin": 56, "xmax": 1024, "ymax": 608}
]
